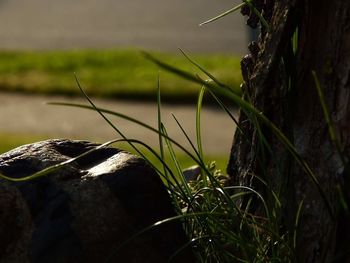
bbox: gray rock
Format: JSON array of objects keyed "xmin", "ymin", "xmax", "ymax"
[
  {"xmin": 0, "ymin": 139, "xmax": 194, "ymax": 263},
  {"xmin": 182, "ymin": 165, "xmax": 201, "ymax": 182}
]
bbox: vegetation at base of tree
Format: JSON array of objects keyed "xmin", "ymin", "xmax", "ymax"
[{"xmin": 0, "ymin": 49, "xmax": 241, "ymax": 103}]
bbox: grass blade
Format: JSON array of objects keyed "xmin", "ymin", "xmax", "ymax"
[
  {"xmin": 199, "ymin": 2, "xmax": 246, "ymax": 26},
  {"xmin": 196, "ymin": 86, "xmax": 205, "ymax": 160},
  {"xmin": 156, "ymin": 74, "xmax": 168, "ymax": 179},
  {"xmin": 142, "ymin": 51, "xmax": 240, "ymax": 101},
  {"xmin": 179, "ymin": 48, "xmax": 233, "ymax": 92},
  {"xmin": 171, "ymin": 114, "xmax": 201, "ymax": 160},
  {"xmin": 160, "ymin": 123, "xmax": 192, "ymax": 195},
  {"xmin": 49, "ymin": 101, "xmax": 203, "ymax": 166},
  {"xmin": 0, "ymin": 139, "xmax": 119, "ymax": 181},
  {"xmin": 196, "ymin": 86, "xmax": 207, "ymax": 186}
]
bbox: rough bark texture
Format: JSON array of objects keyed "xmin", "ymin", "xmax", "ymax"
[
  {"xmin": 0, "ymin": 139, "xmax": 194, "ymax": 263},
  {"xmin": 228, "ymin": 0, "xmax": 350, "ymax": 262}
]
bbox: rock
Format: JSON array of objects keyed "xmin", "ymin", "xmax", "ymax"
[
  {"xmin": 0, "ymin": 139, "xmax": 194, "ymax": 263},
  {"xmin": 182, "ymin": 165, "xmax": 201, "ymax": 182}
]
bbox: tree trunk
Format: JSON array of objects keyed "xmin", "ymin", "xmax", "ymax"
[{"xmin": 227, "ymin": 0, "xmax": 350, "ymax": 262}]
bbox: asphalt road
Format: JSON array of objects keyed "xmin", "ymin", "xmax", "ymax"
[{"xmin": 0, "ymin": 0, "xmax": 247, "ymax": 54}]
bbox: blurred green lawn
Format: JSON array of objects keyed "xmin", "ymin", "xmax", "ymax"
[{"xmin": 0, "ymin": 49, "xmax": 242, "ymax": 102}]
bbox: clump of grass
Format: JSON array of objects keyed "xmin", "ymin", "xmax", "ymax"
[{"xmin": 46, "ymin": 71, "xmax": 296, "ymax": 261}]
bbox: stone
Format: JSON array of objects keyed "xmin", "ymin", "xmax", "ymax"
[{"xmin": 0, "ymin": 139, "xmax": 194, "ymax": 263}]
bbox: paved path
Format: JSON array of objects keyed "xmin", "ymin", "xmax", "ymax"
[
  {"xmin": 0, "ymin": 92, "xmax": 238, "ymax": 155},
  {"xmin": 0, "ymin": 0, "xmax": 247, "ymax": 54}
]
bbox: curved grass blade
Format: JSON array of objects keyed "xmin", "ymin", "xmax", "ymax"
[
  {"xmin": 142, "ymin": 51, "xmax": 239, "ymax": 101},
  {"xmin": 156, "ymin": 74, "xmax": 168, "ymax": 178},
  {"xmin": 179, "ymin": 48, "xmax": 232, "ymax": 91},
  {"xmin": 160, "ymin": 123, "xmax": 192, "ymax": 196},
  {"xmin": 49, "ymin": 100, "xmax": 224, "ymax": 197},
  {"xmin": 49, "ymin": 101, "xmax": 202, "ymax": 167},
  {"xmin": 0, "ymin": 138, "xmax": 119, "ymax": 182},
  {"xmin": 200, "ymin": 0, "xmax": 269, "ymax": 29},
  {"xmin": 171, "ymin": 113, "xmax": 201, "ymax": 159},
  {"xmin": 199, "ymin": 2, "xmax": 246, "ymax": 26},
  {"xmin": 196, "ymin": 86, "xmax": 207, "ymax": 186},
  {"xmin": 72, "ymin": 74, "xmax": 145, "ymax": 157},
  {"xmin": 0, "ymin": 136, "xmax": 179, "ymax": 195},
  {"xmin": 196, "ymin": 86, "xmax": 205, "ymax": 159},
  {"xmin": 104, "ymin": 211, "xmax": 229, "ymax": 263},
  {"xmin": 169, "ymin": 111, "xmax": 234, "ymax": 201},
  {"xmin": 207, "ymin": 88, "xmax": 241, "ymax": 128}
]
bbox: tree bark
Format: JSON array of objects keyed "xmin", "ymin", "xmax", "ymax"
[{"xmin": 227, "ymin": 1, "xmax": 350, "ymax": 262}]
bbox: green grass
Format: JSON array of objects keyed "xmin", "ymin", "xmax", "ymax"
[
  {"xmin": 0, "ymin": 132, "xmax": 227, "ymax": 175},
  {"xmin": 0, "ymin": 49, "xmax": 241, "ymax": 102},
  {"xmin": 0, "ymin": 132, "xmax": 49, "ymax": 153}
]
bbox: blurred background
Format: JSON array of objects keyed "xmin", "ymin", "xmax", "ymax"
[
  {"xmin": 0, "ymin": 0, "xmax": 246, "ymax": 52},
  {"xmin": 0, "ymin": 0, "xmax": 248, "ymax": 168}
]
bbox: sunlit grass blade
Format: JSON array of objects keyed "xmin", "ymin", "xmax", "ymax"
[
  {"xmin": 142, "ymin": 51, "xmax": 240, "ymax": 101},
  {"xmin": 199, "ymin": 2, "xmax": 246, "ymax": 26},
  {"xmin": 196, "ymin": 86, "xmax": 205, "ymax": 159},
  {"xmin": 49, "ymin": 101, "xmax": 202, "ymax": 166},
  {"xmin": 171, "ymin": 113, "xmax": 201, "ymax": 159},
  {"xmin": 0, "ymin": 138, "xmax": 119, "ymax": 182},
  {"xmin": 51, "ymin": 99, "xmax": 224, "ymax": 192},
  {"xmin": 160, "ymin": 123, "xmax": 192, "ymax": 195},
  {"xmin": 200, "ymin": 0, "xmax": 269, "ymax": 29},
  {"xmin": 72, "ymin": 74, "xmax": 157, "ymax": 165},
  {"xmin": 72, "ymin": 74, "xmax": 202, "ymax": 203},
  {"xmin": 0, "ymin": 133, "xmax": 183, "ymax": 198},
  {"xmin": 207, "ymin": 88, "xmax": 240, "ymax": 127},
  {"xmin": 115, "ymin": 138, "xmax": 177, "ymax": 186},
  {"xmin": 179, "ymin": 48, "xmax": 233, "ymax": 92},
  {"xmin": 169, "ymin": 110, "xmax": 233, "ymax": 199},
  {"xmin": 156, "ymin": 74, "xmax": 168, "ymax": 179},
  {"xmin": 196, "ymin": 86, "xmax": 207, "ymax": 186}
]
